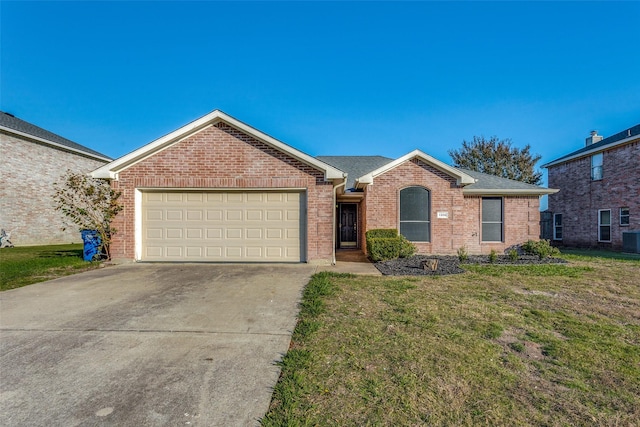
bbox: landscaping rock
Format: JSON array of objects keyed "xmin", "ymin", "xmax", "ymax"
[{"xmin": 374, "ymin": 255, "xmax": 567, "ymax": 276}]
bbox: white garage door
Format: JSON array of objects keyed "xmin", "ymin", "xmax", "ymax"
[{"xmin": 141, "ymin": 191, "xmax": 304, "ymax": 262}]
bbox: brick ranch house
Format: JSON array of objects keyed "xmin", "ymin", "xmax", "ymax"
[
  {"xmin": 542, "ymin": 124, "xmax": 640, "ymax": 250},
  {"xmin": 91, "ymin": 110, "xmax": 557, "ymax": 264},
  {"xmin": 0, "ymin": 111, "xmax": 111, "ymax": 245}
]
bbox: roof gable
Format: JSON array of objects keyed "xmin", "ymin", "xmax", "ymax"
[
  {"xmin": 354, "ymin": 149, "xmax": 476, "ymax": 188},
  {"xmin": 91, "ymin": 110, "xmax": 345, "ymax": 180},
  {"xmin": 0, "ymin": 111, "xmax": 111, "ymax": 161}
]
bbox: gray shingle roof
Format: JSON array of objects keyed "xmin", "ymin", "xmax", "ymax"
[
  {"xmin": 543, "ymin": 124, "xmax": 640, "ymax": 167},
  {"xmin": 316, "ymin": 155, "xmax": 394, "ymax": 189},
  {"xmin": 459, "ymin": 168, "xmax": 549, "ymax": 192},
  {"xmin": 0, "ymin": 111, "xmax": 111, "ymax": 160},
  {"xmin": 317, "ymin": 155, "xmax": 552, "ymax": 194}
]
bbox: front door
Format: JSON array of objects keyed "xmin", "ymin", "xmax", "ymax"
[{"xmin": 339, "ymin": 203, "xmax": 358, "ymax": 248}]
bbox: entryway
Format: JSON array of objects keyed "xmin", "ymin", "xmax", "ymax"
[{"xmin": 339, "ymin": 203, "xmax": 358, "ymax": 248}]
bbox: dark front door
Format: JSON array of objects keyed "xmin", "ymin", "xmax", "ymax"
[{"xmin": 339, "ymin": 203, "xmax": 358, "ymax": 248}]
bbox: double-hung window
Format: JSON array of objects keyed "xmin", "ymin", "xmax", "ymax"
[
  {"xmin": 598, "ymin": 209, "xmax": 611, "ymax": 242},
  {"xmin": 591, "ymin": 153, "xmax": 603, "ymax": 180},
  {"xmin": 553, "ymin": 213, "xmax": 563, "ymax": 240},
  {"xmin": 620, "ymin": 207, "xmax": 630, "ymax": 226},
  {"xmin": 482, "ymin": 197, "xmax": 503, "ymax": 242},
  {"xmin": 399, "ymin": 187, "xmax": 430, "ymax": 242}
]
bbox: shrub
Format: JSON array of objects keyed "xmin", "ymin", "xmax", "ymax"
[
  {"xmin": 508, "ymin": 248, "xmax": 519, "ymax": 262},
  {"xmin": 522, "ymin": 239, "xmax": 560, "ymax": 259},
  {"xmin": 366, "ymin": 229, "xmax": 416, "ymax": 262},
  {"xmin": 365, "ymin": 229, "xmax": 398, "ymax": 239},
  {"xmin": 53, "ymin": 170, "xmax": 123, "ymax": 260},
  {"xmin": 489, "ymin": 249, "xmax": 498, "ymax": 263},
  {"xmin": 398, "ymin": 235, "xmax": 417, "ymax": 258},
  {"xmin": 457, "ymin": 246, "xmax": 468, "ymax": 262},
  {"xmin": 367, "ymin": 237, "xmax": 400, "ymax": 262}
]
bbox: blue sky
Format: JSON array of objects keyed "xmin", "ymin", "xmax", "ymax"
[{"xmin": 2, "ymin": 1, "xmax": 639, "ymax": 177}]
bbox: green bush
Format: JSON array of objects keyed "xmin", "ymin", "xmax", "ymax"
[
  {"xmin": 457, "ymin": 246, "xmax": 468, "ymax": 262},
  {"xmin": 522, "ymin": 239, "xmax": 560, "ymax": 259},
  {"xmin": 365, "ymin": 229, "xmax": 398, "ymax": 239},
  {"xmin": 508, "ymin": 248, "xmax": 519, "ymax": 262},
  {"xmin": 365, "ymin": 229, "xmax": 416, "ymax": 262},
  {"xmin": 367, "ymin": 237, "xmax": 400, "ymax": 262},
  {"xmin": 489, "ymin": 249, "xmax": 498, "ymax": 263},
  {"xmin": 398, "ymin": 235, "xmax": 417, "ymax": 258}
]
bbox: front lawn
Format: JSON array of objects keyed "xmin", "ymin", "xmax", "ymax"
[
  {"xmin": 263, "ymin": 255, "xmax": 640, "ymax": 426},
  {"xmin": 0, "ymin": 244, "xmax": 101, "ymax": 291}
]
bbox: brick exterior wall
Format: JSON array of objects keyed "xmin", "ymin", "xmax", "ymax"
[
  {"xmin": 360, "ymin": 158, "xmax": 541, "ymax": 255},
  {"xmin": 0, "ymin": 131, "xmax": 108, "ymax": 246},
  {"xmin": 547, "ymin": 139, "xmax": 640, "ymax": 249},
  {"xmin": 110, "ymin": 123, "xmax": 334, "ymax": 263}
]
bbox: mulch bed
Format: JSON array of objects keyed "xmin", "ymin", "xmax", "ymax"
[{"xmin": 374, "ymin": 255, "xmax": 567, "ymax": 276}]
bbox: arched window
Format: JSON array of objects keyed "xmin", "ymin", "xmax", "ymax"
[{"xmin": 399, "ymin": 186, "xmax": 430, "ymax": 242}]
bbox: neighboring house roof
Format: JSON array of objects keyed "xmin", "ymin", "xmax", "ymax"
[
  {"xmin": 0, "ymin": 111, "xmax": 112, "ymax": 161},
  {"xmin": 542, "ymin": 124, "xmax": 640, "ymax": 168},
  {"xmin": 316, "ymin": 155, "xmax": 394, "ymax": 189},
  {"xmin": 460, "ymin": 168, "xmax": 558, "ymax": 195},
  {"xmin": 355, "ymin": 149, "xmax": 477, "ymax": 188},
  {"xmin": 91, "ymin": 110, "xmax": 345, "ymax": 181}
]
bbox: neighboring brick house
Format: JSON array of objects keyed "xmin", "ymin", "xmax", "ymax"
[
  {"xmin": 92, "ymin": 110, "xmax": 557, "ymax": 264},
  {"xmin": 542, "ymin": 125, "xmax": 640, "ymax": 250},
  {"xmin": 0, "ymin": 111, "xmax": 111, "ymax": 245}
]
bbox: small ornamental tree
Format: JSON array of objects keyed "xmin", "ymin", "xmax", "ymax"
[{"xmin": 53, "ymin": 170, "xmax": 122, "ymax": 260}]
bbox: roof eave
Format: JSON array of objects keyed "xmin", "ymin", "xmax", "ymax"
[
  {"xmin": 354, "ymin": 149, "xmax": 475, "ymax": 186},
  {"xmin": 90, "ymin": 110, "xmax": 344, "ymax": 181},
  {"xmin": 542, "ymin": 134, "xmax": 639, "ymax": 168},
  {"xmin": 1, "ymin": 125, "xmax": 112, "ymax": 162},
  {"xmin": 462, "ymin": 188, "xmax": 559, "ymax": 196},
  {"xmin": 354, "ymin": 174, "xmax": 373, "ymax": 190}
]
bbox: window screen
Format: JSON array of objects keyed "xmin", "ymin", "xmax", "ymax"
[
  {"xmin": 399, "ymin": 187, "xmax": 430, "ymax": 242},
  {"xmin": 482, "ymin": 197, "xmax": 503, "ymax": 242}
]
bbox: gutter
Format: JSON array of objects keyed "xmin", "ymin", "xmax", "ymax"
[
  {"xmin": 542, "ymin": 133, "xmax": 639, "ymax": 168},
  {"xmin": 332, "ymin": 178, "xmax": 347, "ymax": 265},
  {"xmin": 462, "ymin": 188, "xmax": 559, "ymax": 196}
]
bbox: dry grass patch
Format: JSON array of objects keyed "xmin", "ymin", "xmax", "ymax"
[{"xmin": 263, "ymin": 258, "xmax": 640, "ymax": 426}]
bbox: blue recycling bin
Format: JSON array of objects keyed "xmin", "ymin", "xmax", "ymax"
[{"xmin": 81, "ymin": 230, "xmax": 101, "ymax": 261}]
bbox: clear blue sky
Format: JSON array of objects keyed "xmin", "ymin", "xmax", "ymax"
[{"xmin": 2, "ymin": 1, "xmax": 639, "ymax": 175}]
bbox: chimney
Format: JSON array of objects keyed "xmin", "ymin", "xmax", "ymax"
[{"xmin": 585, "ymin": 130, "xmax": 603, "ymax": 146}]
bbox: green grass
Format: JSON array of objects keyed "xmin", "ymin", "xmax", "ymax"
[
  {"xmin": 560, "ymin": 247, "xmax": 640, "ymax": 262},
  {"xmin": 0, "ymin": 244, "xmax": 100, "ymax": 291},
  {"xmin": 262, "ymin": 258, "xmax": 640, "ymax": 426}
]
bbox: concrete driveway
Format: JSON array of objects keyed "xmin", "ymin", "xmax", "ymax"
[{"xmin": 0, "ymin": 263, "xmax": 315, "ymax": 426}]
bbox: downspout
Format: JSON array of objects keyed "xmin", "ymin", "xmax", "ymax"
[{"xmin": 332, "ymin": 178, "xmax": 347, "ymax": 265}]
